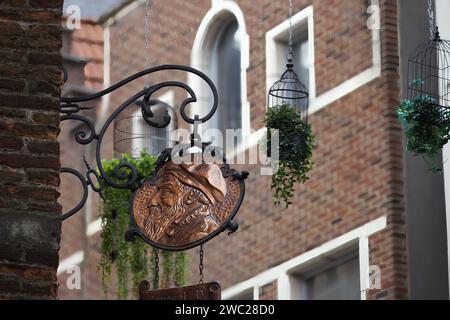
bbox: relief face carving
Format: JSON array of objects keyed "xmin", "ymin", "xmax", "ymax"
[{"xmin": 132, "ymin": 161, "xmax": 241, "ymax": 248}]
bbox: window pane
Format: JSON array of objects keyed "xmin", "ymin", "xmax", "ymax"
[
  {"xmin": 229, "ymin": 290, "xmax": 254, "ymax": 300},
  {"xmin": 210, "ymin": 19, "xmax": 242, "ymax": 135},
  {"xmin": 305, "ymin": 256, "xmax": 360, "ymax": 300},
  {"xmin": 293, "ymin": 34, "xmax": 310, "ymax": 89}
]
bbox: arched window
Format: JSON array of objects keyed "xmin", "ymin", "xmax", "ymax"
[
  {"xmin": 209, "ymin": 18, "xmax": 242, "ymax": 134},
  {"xmin": 190, "ymin": 1, "xmax": 250, "ymax": 152}
]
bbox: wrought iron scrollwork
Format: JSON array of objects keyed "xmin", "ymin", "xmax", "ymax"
[
  {"xmin": 61, "ymin": 64, "xmax": 249, "ymax": 251},
  {"xmin": 125, "ymin": 142, "xmax": 248, "ymax": 251},
  {"xmin": 141, "ymin": 93, "xmax": 171, "ymax": 128},
  {"xmin": 60, "ymin": 167, "xmax": 89, "ymax": 220},
  {"xmin": 61, "ymin": 114, "xmax": 98, "ymax": 145},
  {"xmin": 60, "ymin": 64, "xmax": 219, "ymax": 219}
]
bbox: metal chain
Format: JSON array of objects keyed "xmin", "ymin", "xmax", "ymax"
[
  {"xmin": 199, "ymin": 245, "xmax": 204, "ymax": 284},
  {"xmin": 144, "ymin": 0, "xmax": 151, "ymax": 86},
  {"xmin": 154, "ymin": 249, "xmax": 160, "ymax": 289},
  {"xmin": 428, "ymin": 0, "xmax": 435, "ymax": 40},
  {"xmin": 287, "ymin": 0, "xmax": 294, "ymax": 62}
]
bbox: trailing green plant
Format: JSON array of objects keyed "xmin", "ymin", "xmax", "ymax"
[
  {"xmin": 397, "ymin": 93, "xmax": 450, "ymax": 172},
  {"xmin": 263, "ymin": 104, "xmax": 314, "ymax": 208},
  {"xmin": 161, "ymin": 250, "xmax": 174, "ymax": 288},
  {"xmin": 98, "ymin": 150, "xmax": 189, "ymax": 299},
  {"xmin": 174, "ymin": 251, "xmax": 189, "ymax": 286}
]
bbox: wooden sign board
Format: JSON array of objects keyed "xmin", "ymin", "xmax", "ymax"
[{"xmin": 139, "ymin": 281, "xmax": 221, "ymax": 300}]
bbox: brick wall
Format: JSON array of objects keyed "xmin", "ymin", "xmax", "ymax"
[
  {"xmin": 366, "ymin": 0, "xmax": 408, "ymax": 299},
  {"xmin": 58, "ymin": 0, "xmax": 409, "ymax": 300},
  {"xmin": 105, "ymin": 0, "xmax": 408, "ymax": 299},
  {"xmin": 259, "ymin": 281, "xmax": 277, "ymax": 300},
  {"xmin": 0, "ymin": 0, "xmax": 63, "ymax": 299},
  {"xmin": 57, "ymin": 19, "xmax": 104, "ymax": 299}
]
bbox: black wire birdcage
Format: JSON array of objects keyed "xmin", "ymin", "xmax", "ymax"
[
  {"xmin": 407, "ymin": 27, "xmax": 450, "ymax": 127},
  {"xmin": 114, "ymin": 99, "xmax": 177, "ymax": 158},
  {"xmin": 268, "ymin": 0, "xmax": 309, "ymax": 122},
  {"xmin": 268, "ymin": 61, "xmax": 309, "ymax": 122}
]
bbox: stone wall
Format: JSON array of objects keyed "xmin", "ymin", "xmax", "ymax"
[{"xmin": 0, "ymin": 0, "xmax": 63, "ymax": 300}]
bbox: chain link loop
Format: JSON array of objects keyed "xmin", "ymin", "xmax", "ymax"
[
  {"xmin": 287, "ymin": 0, "xmax": 294, "ymax": 62},
  {"xmin": 153, "ymin": 249, "xmax": 160, "ymax": 289},
  {"xmin": 428, "ymin": 0, "xmax": 435, "ymax": 40},
  {"xmin": 199, "ymin": 245, "xmax": 204, "ymax": 284},
  {"xmin": 144, "ymin": 0, "xmax": 152, "ymax": 85}
]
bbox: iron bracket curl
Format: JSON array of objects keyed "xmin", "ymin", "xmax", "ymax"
[{"xmin": 60, "ymin": 65, "xmax": 219, "ymax": 220}]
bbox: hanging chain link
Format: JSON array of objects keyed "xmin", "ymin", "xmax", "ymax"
[
  {"xmin": 145, "ymin": 3, "xmax": 157, "ymax": 290},
  {"xmin": 199, "ymin": 245, "xmax": 204, "ymax": 284},
  {"xmin": 428, "ymin": 0, "xmax": 435, "ymax": 40},
  {"xmin": 144, "ymin": 0, "xmax": 151, "ymax": 86},
  {"xmin": 153, "ymin": 249, "xmax": 160, "ymax": 289},
  {"xmin": 287, "ymin": 0, "xmax": 294, "ymax": 62}
]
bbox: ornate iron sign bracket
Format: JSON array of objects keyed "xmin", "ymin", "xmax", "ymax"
[{"xmin": 60, "ymin": 64, "xmax": 248, "ymax": 251}]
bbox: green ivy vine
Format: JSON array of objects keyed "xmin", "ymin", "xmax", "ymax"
[
  {"xmin": 98, "ymin": 151, "xmax": 189, "ymax": 299},
  {"xmin": 397, "ymin": 90, "xmax": 450, "ymax": 172},
  {"xmin": 263, "ymin": 104, "xmax": 314, "ymax": 208}
]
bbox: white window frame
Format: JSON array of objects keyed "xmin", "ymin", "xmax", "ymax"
[
  {"xmin": 265, "ymin": 5, "xmax": 316, "ymax": 106},
  {"xmin": 289, "ymin": 245, "xmax": 360, "ymax": 300},
  {"xmin": 189, "ymin": 0, "xmax": 251, "ymax": 140},
  {"xmin": 222, "ymin": 216, "xmax": 387, "ymax": 300},
  {"xmin": 265, "ymin": 2, "xmax": 381, "ymax": 115},
  {"xmin": 228, "ymin": 0, "xmax": 382, "ymax": 160}
]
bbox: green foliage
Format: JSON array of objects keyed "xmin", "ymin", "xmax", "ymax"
[
  {"xmin": 161, "ymin": 250, "xmax": 174, "ymax": 288},
  {"xmin": 397, "ymin": 95, "xmax": 450, "ymax": 172},
  {"xmin": 98, "ymin": 150, "xmax": 189, "ymax": 299},
  {"xmin": 174, "ymin": 252, "xmax": 189, "ymax": 286},
  {"xmin": 263, "ymin": 104, "xmax": 314, "ymax": 208},
  {"xmin": 130, "ymin": 236, "xmax": 147, "ymax": 298},
  {"xmin": 159, "ymin": 251, "xmax": 190, "ymax": 288}
]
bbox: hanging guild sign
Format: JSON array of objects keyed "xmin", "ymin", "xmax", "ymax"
[
  {"xmin": 139, "ymin": 280, "xmax": 221, "ymax": 300},
  {"xmin": 129, "ymin": 148, "xmax": 248, "ymax": 251}
]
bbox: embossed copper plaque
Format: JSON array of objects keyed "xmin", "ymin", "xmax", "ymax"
[
  {"xmin": 130, "ymin": 159, "xmax": 247, "ymax": 251},
  {"xmin": 138, "ymin": 281, "xmax": 221, "ymax": 300}
]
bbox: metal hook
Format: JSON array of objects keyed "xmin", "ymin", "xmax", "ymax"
[{"xmin": 190, "ymin": 115, "xmax": 202, "ymax": 148}]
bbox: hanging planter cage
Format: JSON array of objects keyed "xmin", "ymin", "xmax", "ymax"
[
  {"xmin": 397, "ymin": 1, "xmax": 450, "ymax": 171},
  {"xmin": 113, "ymin": 99, "xmax": 178, "ymax": 158},
  {"xmin": 265, "ymin": 59, "xmax": 314, "ymax": 207},
  {"xmin": 268, "ymin": 60, "xmax": 309, "ymax": 122},
  {"xmin": 264, "ymin": 0, "xmax": 314, "ymax": 208},
  {"xmin": 407, "ymin": 27, "xmax": 450, "ymax": 127}
]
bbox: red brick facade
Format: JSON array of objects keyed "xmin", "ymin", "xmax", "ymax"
[
  {"xmin": 0, "ymin": 0, "xmax": 63, "ymax": 299},
  {"xmin": 58, "ymin": 0, "xmax": 409, "ymax": 300}
]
